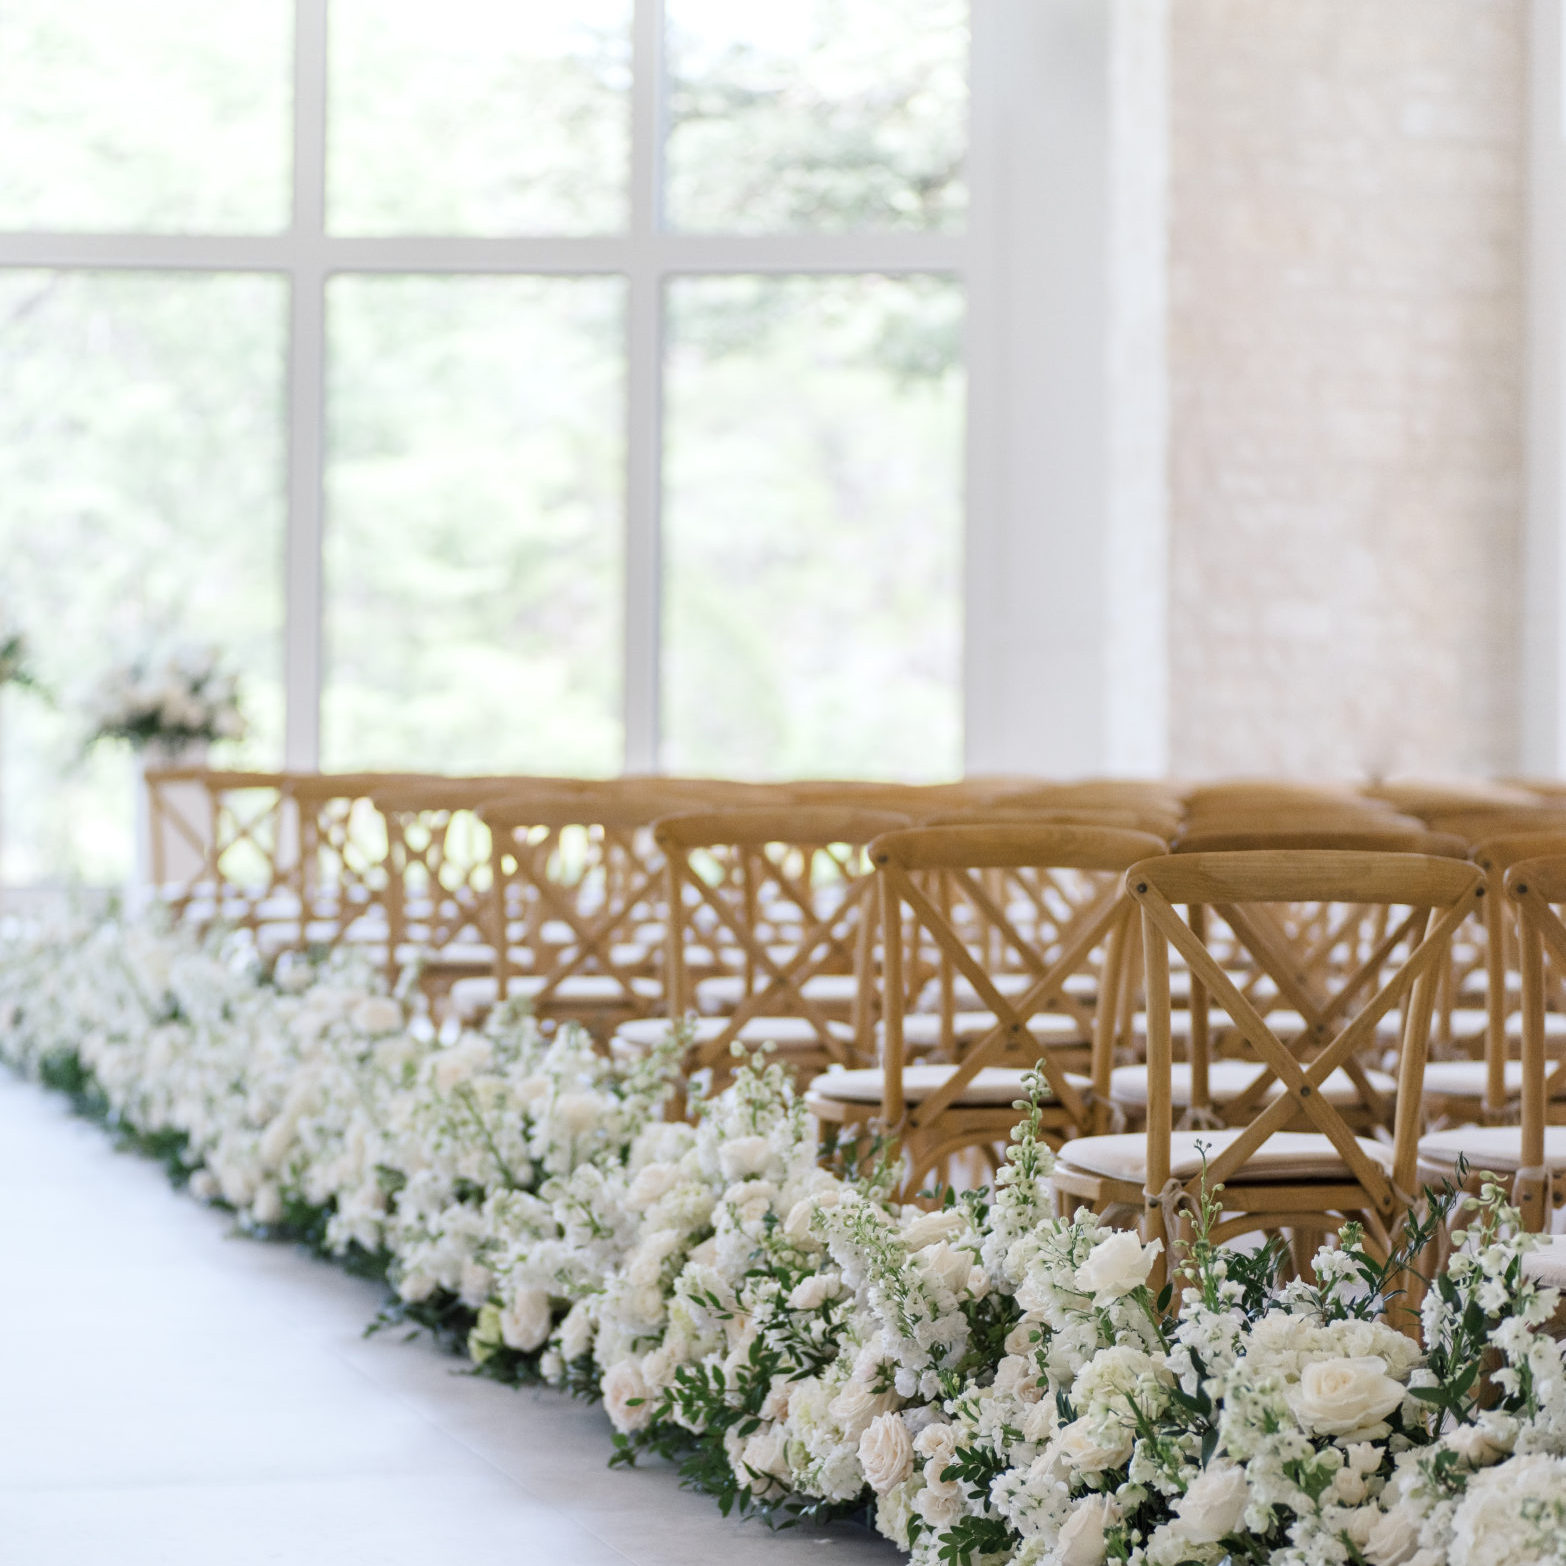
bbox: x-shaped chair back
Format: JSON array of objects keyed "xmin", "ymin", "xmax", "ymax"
[
  {"xmin": 1131, "ymin": 850, "xmax": 1484, "ymax": 1229},
  {"xmin": 483, "ymin": 785, "xmax": 699, "ymax": 1013},
  {"xmin": 1500, "ymin": 853, "xmax": 1566, "ymax": 1230},
  {"xmin": 288, "ymin": 775, "xmax": 417, "ymax": 951},
  {"xmin": 145, "ymin": 769, "xmax": 298, "ymax": 929},
  {"xmin": 1469, "ymin": 832, "xmax": 1566, "ymax": 1116},
  {"xmin": 657, "ymin": 806, "xmax": 912, "ymax": 1071},
  {"xmin": 874, "ymin": 824, "xmax": 1168, "ymax": 1133}
]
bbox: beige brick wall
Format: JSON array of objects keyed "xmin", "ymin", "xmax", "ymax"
[{"xmin": 1166, "ymin": 0, "xmax": 1526, "ymax": 778}]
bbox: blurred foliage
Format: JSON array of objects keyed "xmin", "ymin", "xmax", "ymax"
[{"xmin": 0, "ymin": 2, "xmax": 968, "ymax": 883}]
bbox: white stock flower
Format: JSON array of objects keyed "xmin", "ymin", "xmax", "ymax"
[
  {"xmin": 857, "ymin": 1412, "xmax": 913, "ymax": 1494},
  {"xmin": 1288, "ymin": 1355, "xmax": 1406, "ymax": 1438},
  {"xmin": 1074, "ymin": 1230, "xmax": 1161, "ymax": 1308}
]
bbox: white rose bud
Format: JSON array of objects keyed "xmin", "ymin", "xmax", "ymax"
[
  {"xmin": 1075, "ymin": 1230, "xmax": 1161, "ymax": 1308},
  {"xmin": 626, "ymin": 1162, "xmax": 681, "ymax": 1211},
  {"xmin": 554, "ymin": 1091, "xmax": 604, "ymax": 1134},
  {"xmin": 858, "ymin": 1412, "xmax": 914, "ymax": 1494},
  {"xmin": 787, "ymin": 1274, "xmax": 840, "ymax": 1311},
  {"xmin": 350, "ymin": 996, "xmax": 403, "ymax": 1036},
  {"xmin": 1289, "ymin": 1356, "xmax": 1406, "ymax": 1438}
]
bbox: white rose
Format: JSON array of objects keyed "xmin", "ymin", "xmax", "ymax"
[
  {"xmin": 1362, "ymin": 1504, "xmax": 1421, "ymax": 1566},
  {"xmin": 784, "ymin": 1185, "xmax": 842, "ymax": 1241},
  {"xmin": 251, "ymin": 1183, "xmax": 283, "ymax": 1226},
  {"xmin": 787, "ymin": 1274, "xmax": 839, "ymax": 1311},
  {"xmin": 554, "ymin": 1091, "xmax": 604, "ymax": 1134},
  {"xmin": 1055, "ymin": 1415, "xmax": 1133, "ymax": 1473},
  {"xmin": 1443, "ymin": 1418, "xmax": 1513, "ymax": 1469},
  {"xmin": 459, "ymin": 1259, "xmax": 493, "ymax": 1308},
  {"xmin": 914, "ymin": 1421, "xmax": 958, "ymax": 1473},
  {"xmin": 829, "ymin": 1378, "xmax": 892, "ymax": 1441},
  {"xmin": 1289, "ymin": 1356, "xmax": 1406, "ymax": 1437},
  {"xmin": 918, "ymin": 1240, "xmax": 974, "ymax": 1295},
  {"xmin": 901, "ymin": 1206, "xmax": 968, "ymax": 1250},
  {"xmin": 1058, "ymin": 1494, "xmax": 1119, "ymax": 1566},
  {"xmin": 559, "ymin": 1301, "xmax": 594, "ymax": 1362},
  {"xmin": 350, "ymin": 996, "xmax": 402, "ymax": 1036},
  {"xmin": 739, "ymin": 1422, "xmax": 788, "ymax": 1488},
  {"xmin": 718, "ymin": 1134, "xmax": 776, "ymax": 1182},
  {"xmin": 500, "ymin": 1287, "xmax": 553, "ymax": 1352},
  {"xmin": 1170, "ymin": 1463, "xmax": 1249, "ymax": 1545},
  {"xmin": 913, "ymin": 1472, "xmax": 964, "ymax": 1530},
  {"xmin": 1075, "ymin": 1230, "xmax": 1161, "ymax": 1308},
  {"xmin": 858, "ymin": 1412, "xmax": 913, "ymax": 1494},
  {"xmin": 515, "ymin": 1074, "xmax": 550, "ymax": 1105},
  {"xmin": 626, "ymin": 1162, "xmax": 681, "ymax": 1211},
  {"xmin": 603, "ymin": 1359, "xmax": 654, "ymax": 1433}
]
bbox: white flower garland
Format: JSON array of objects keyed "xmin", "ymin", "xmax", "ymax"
[{"xmin": 2, "ymin": 913, "xmax": 1564, "ymax": 1565}]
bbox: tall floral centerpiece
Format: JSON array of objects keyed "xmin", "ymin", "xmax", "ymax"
[{"xmin": 85, "ymin": 643, "xmax": 246, "ymax": 894}]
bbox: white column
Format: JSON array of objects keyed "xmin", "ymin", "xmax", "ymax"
[
  {"xmin": 283, "ymin": 0, "xmax": 329, "ymax": 772},
  {"xmin": 1523, "ymin": 0, "xmax": 1566, "ymax": 775},
  {"xmin": 963, "ymin": 0, "xmax": 1169, "ymax": 778}
]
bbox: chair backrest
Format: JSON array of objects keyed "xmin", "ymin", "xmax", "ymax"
[
  {"xmin": 1501, "ymin": 853, "xmax": 1566, "ymax": 1230},
  {"xmin": 656, "ymin": 805, "xmax": 912, "ymax": 1071},
  {"xmin": 144, "ymin": 768, "xmax": 299, "ymax": 929},
  {"xmin": 872, "ymin": 824, "xmax": 1169, "ymax": 1133},
  {"xmin": 480, "ymin": 782, "xmax": 714, "ymax": 1013},
  {"xmin": 1130, "ymin": 850, "xmax": 1485, "ymax": 1229}
]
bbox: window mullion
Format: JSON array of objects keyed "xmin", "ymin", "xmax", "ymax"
[{"xmin": 283, "ymin": 0, "xmax": 329, "ymax": 773}]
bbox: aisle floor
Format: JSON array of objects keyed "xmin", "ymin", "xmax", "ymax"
[{"xmin": 0, "ymin": 1075, "xmax": 897, "ymax": 1566}]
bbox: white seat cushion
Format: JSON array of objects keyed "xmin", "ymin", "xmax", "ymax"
[
  {"xmin": 696, "ymin": 971, "xmax": 861, "ymax": 1013},
  {"xmin": 612, "ymin": 1014, "xmax": 854, "ymax": 1051},
  {"xmin": 1056, "ymin": 1129, "xmax": 1394, "ymax": 1185},
  {"xmin": 1523, "ymin": 1235, "xmax": 1566, "ymax": 1289},
  {"xmin": 449, "ymin": 972, "xmax": 660, "ymax": 1021},
  {"xmin": 885, "ymin": 1010, "xmax": 1089, "ymax": 1048},
  {"xmin": 807, "ymin": 1063, "xmax": 1090, "ymax": 1108},
  {"xmin": 1418, "ymin": 1125, "xmax": 1566, "ymax": 1174},
  {"xmin": 1109, "ymin": 1061, "xmax": 1397, "ymax": 1109},
  {"xmin": 1132, "ymin": 1008, "xmax": 1404, "ymax": 1044},
  {"xmin": 1423, "ymin": 1059, "xmax": 1528, "ymax": 1099}
]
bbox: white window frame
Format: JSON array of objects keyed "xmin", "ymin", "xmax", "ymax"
[{"xmin": 0, "ymin": 0, "xmax": 1169, "ymax": 779}]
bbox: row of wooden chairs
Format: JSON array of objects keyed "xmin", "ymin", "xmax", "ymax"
[{"xmin": 142, "ymin": 770, "xmax": 1566, "ymax": 1262}]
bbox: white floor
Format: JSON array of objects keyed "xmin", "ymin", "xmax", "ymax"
[{"xmin": 0, "ymin": 1074, "xmax": 896, "ymax": 1566}]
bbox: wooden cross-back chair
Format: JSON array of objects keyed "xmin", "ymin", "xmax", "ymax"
[
  {"xmin": 1416, "ymin": 852, "xmax": 1566, "ymax": 1233},
  {"xmin": 1052, "ymin": 850, "xmax": 1485, "ymax": 1279},
  {"xmin": 144, "ymin": 768, "xmax": 299, "ymax": 931},
  {"xmin": 285, "ymin": 774, "xmax": 427, "ymax": 957},
  {"xmin": 467, "ymin": 783, "xmax": 717, "ymax": 1034},
  {"xmin": 654, "ymin": 806, "xmax": 911, "ymax": 1083},
  {"xmin": 806, "ymin": 824, "xmax": 1165, "ymax": 1198},
  {"xmin": 1415, "ymin": 829, "xmax": 1566, "ymax": 1127},
  {"xmin": 1106, "ymin": 825, "xmax": 1468, "ymax": 1137},
  {"xmin": 372, "ymin": 777, "xmax": 535, "ymax": 989}
]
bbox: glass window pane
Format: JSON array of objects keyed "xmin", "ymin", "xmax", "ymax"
[
  {"xmin": 0, "ymin": 1, "xmax": 291, "ymax": 232},
  {"xmin": 329, "ymin": 0, "xmax": 631, "ymax": 236},
  {"xmin": 0, "ymin": 272, "xmax": 287, "ymax": 886},
  {"xmin": 663, "ymin": 274, "xmax": 963, "ymax": 779},
  {"xmin": 664, "ymin": 0, "xmax": 967, "ymax": 234},
  {"xmin": 325, "ymin": 276, "xmax": 624, "ymax": 773}
]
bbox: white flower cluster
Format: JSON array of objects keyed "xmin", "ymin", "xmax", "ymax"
[
  {"xmin": 3, "ymin": 919, "xmax": 1566, "ymax": 1564},
  {"xmin": 85, "ymin": 641, "xmax": 245, "ymax": 750}
]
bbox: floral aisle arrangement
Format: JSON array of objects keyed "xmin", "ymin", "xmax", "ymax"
[
  {"xmin": 2, "ymin": 914, "xmax": 1565, "ymax": 1565},
  {"xmin": 84, "ymin": 641, "xmax": 245, "ymax": 753}
]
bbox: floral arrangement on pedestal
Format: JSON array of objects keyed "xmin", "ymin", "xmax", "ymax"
[
  {"xmin": 84, "ymin": 641, "xmax": 245, "ymax": 757},
  {"xmin": 0, "ymin": 911, "xmax": 1563, "ymax": 1566}
]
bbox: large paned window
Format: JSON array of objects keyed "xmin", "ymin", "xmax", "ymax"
[{"xmin": 0, "ymin": 0, "xmax": 974, "ymax": 885}]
